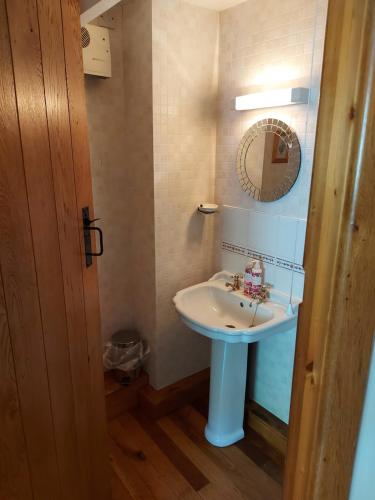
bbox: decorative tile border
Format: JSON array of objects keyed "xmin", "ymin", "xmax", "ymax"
[
  {"xmin": 222, "ymin": 242, "xmax": 247, "ymax": 256},
  {"xmin": 222, "ymin": 241, "xmax": 305, "ymax": 275}
]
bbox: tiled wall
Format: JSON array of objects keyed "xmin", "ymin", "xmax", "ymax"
[
  {"xmin": 85, "ymin": 0, "xmax": 156, "ymax": 377},
  {"xmin": 86, "ymin": 0, "xmax": 219, "ymax": 388},
  {"xmin": 122, "ymin": 0, "xmax": 157, "ymax": 378},
  {"xmin": 85, "ymin": 5, "xmax": 133, "ymax": 343},
  {"xmin": 216, "ymin": 0, "xmax": 327, "ymax": 219},
  {"xmin": 220, "ymin": 206, "xmax": 304, "ymax": 421},
  {"xmin": 216, "ymin": 0, "xmax": 328, "ymax": 422},
  {"xmin": 221, "ymin": 206, "xmax": 306, "ymax": 298},
  {"xmin": 152, "ymin": 0, "xmax": 219, "ymax": 388}
]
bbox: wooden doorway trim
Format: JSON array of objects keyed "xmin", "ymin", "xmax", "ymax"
[{"xmin": 285, "ymin": 0, "xmax": 375, "ymax": 499}]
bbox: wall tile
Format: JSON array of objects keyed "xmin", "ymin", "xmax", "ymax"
[
  {"xmin": 220, "ymin": 205, "xmax": 304, "ymax": 297},
  {"xmin": 221, "ymin": 249, "xmax": 247, "ymax": 274},
  {"xmin": 295, "ymin": 218, "xmax": 307, "ymax": 265},
  {"xmin": 248, "ymin": 211, "xmax": 279, "ymax": 257},
  {"xmin": 276, "ymin": 216, "xmax": 299, "ymax": 262},
  {"xmin": 292, "ymin": 271, "xmax": 305, "ymax": 299},
  {"xmin": 221, "ymin": 205, "xmax": 249, "ymax": 247},
  {"xmin": 273, "ymin": 266, "xmax": 294, "ymax": 296},
  {"xmin": 251, "ymin": 326, "xmax": 297, "ymax": 422}
]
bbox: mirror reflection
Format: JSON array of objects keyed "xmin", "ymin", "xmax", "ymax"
[{"xmin": 237, "ymin": 119, "xmax": 301, "ymax": 202}]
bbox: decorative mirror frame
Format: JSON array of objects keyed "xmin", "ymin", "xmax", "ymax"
[{"xmin": 236, "ymin": 118, "xmax": 301, "ymax": 201}]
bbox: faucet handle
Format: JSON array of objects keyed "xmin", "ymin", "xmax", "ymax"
[
  {"xmin": 233, "ymin": 273, "xmax": 243, "ymax": 283},
  {"xmin": 226, "ymin": 273, "xmax": 243, "ymax": 291},
  {"xmin": 232, "ymin": 273, "xmax": 243, "ymax": 279}
]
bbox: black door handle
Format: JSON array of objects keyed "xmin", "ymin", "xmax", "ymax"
[
  {"xmin": 82, "ymin": 206, "xmax": 104, "ymax": 267},
  {"xmin": 86, "ymin": 226, "xmax": 104, "ymax": 257}
]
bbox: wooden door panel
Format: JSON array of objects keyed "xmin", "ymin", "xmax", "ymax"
[
  {"xmin": 36, "ymin": 0, "xmax": 93, "ymax": 497},
  {"xmin": 61, "ymin": 2, "xmax": 110, "ymax": 498},
  {"xmin": 0, "ymin": 1, "xmax": 61, "ymax": 497},
  {"xmin": 0, "ymin": 0, "xmax": 109, "ymax": 498},
  {"xmin": 5, "ymin": 0, "xmax": 84, "ymax": 498},
  {"xmin": 0, "ymin": 265, "xmax": 32, "ymax": 499}
]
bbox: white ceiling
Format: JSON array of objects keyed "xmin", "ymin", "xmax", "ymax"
[
  {"xmin": 80, "ymin": 0, "xmax": 122, "ymax": 24},
  {"xmin": 184, "ymin": 0, "xmax": 246, "ymax": 11},
  {"xmin": 80, "ymin": 1, "xmax": 246, "ymax": 23}
]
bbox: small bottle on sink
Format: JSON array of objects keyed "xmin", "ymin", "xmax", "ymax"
[
  {"xmin": 251, "ymin": 260, "xmax": 263, "ymax": 294},
  {"xmin": 244, "ymin": 259, "xmax": 255, "ymax": 295}
]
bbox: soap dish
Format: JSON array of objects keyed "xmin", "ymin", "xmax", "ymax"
[{"xmin": 198, "ymin": 203, "xmax": 219, "ymax": 214}]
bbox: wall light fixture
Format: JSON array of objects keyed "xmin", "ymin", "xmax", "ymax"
[{"xmin": 235, "ymin": 87, "xmax": 309, "ymax": 111}]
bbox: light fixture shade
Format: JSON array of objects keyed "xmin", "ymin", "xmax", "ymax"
[{"xmin": 235, "ymin": 87, "xmax": 309, "ymax": 111}]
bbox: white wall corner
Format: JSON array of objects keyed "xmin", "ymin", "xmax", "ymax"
[{"xmin": 80, "ymin": 0, "xmax": 121, "ymax": 25}]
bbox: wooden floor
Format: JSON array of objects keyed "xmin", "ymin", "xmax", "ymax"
[{"xmin": 109, "ymin": 403, "xmax": 282, "ymax": 499}]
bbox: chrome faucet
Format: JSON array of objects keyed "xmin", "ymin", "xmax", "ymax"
[{"xmin": 225, "ymin": 273, "xmax": 242, "ymax": 291}]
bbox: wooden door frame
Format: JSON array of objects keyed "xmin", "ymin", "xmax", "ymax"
[{"xmin": 285, "ymin": 0, "xmax": 375, "ymax": 498}]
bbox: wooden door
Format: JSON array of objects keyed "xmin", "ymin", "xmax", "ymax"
[{"xmin": 0, "ymin": 0, "xmax": 109, "ymax": 499}]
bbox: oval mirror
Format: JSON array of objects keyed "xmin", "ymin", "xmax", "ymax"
[{"xmin": 236, "ymin": 118, "xmax": 301, "ymax": 201}]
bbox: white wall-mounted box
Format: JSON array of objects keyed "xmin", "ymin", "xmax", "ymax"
[{"xmin": 81, "ymin": 24, "xmax": 111, "ymax": 78}]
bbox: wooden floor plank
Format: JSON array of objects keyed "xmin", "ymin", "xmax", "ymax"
[
  {"xmin": 109, "ymin": 439, "xmax": 157, "ymax": 500},
  {"xmin": 198, "ymin": 482, "xmax": 240, "ymax": 500},
  {"xmin": 193, "ymin": 398, "xmax": 283, "ymax": 484},
  {"xmin": 158, "ymin": 415, "xmax": 244, "ymax": 499},
  {"xmin": 133, "ymin": 409, "xmax": 209, "ymax": 492},
  {"xmin": 116, "ymin": 412, "xmax": 201, "ymax": 499},
  {"xmin": 174, "ymin": 406, "xmax": 282, "ymax": 500},
  {"xmin": 110, "ymin": 417, "xmax": 195, "ymax": 499},
  {"xmin": 108, "ymin": 397, "xmax": 283, "ymax": 499},
  {"xmin": 236, "ymin": 429, "xmax": 284, "ymax": 484},
  {"xmin": 110, "ymin": 470, "xmax": 133, "ymax": 500}
]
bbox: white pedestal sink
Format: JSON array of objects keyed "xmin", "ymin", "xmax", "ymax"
[{"xmin": 173, "ymin": 271, "xmax": 300, "ymax": 447}]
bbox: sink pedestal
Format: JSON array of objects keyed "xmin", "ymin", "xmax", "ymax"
[{"xmin": 205, "ymin": 340, "xmax": 248, "ymax": 447}]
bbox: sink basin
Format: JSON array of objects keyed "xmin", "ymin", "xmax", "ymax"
[
  {"xmin": 173, "ymin": 271, "xmax": 301, "ymax": 448},
  {"xmin": 173, "ymin": 271, "xmax": 298, "ymax": 343}
]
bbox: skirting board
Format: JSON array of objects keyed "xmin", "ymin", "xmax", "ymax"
[
  {"xmin": 139, "ymin": 368, "xmax": 210, "ymax": 419},
  {"xmin": 245, "ymin": 400, "xmax": 288, "ymax": 456},
  {"xmin": 104, "ymin": 368, "xmax": 210, "ymax": 421},
  {"xmin": 104, "ymin": 370, "xmax": 149, "ymax": 420}
]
